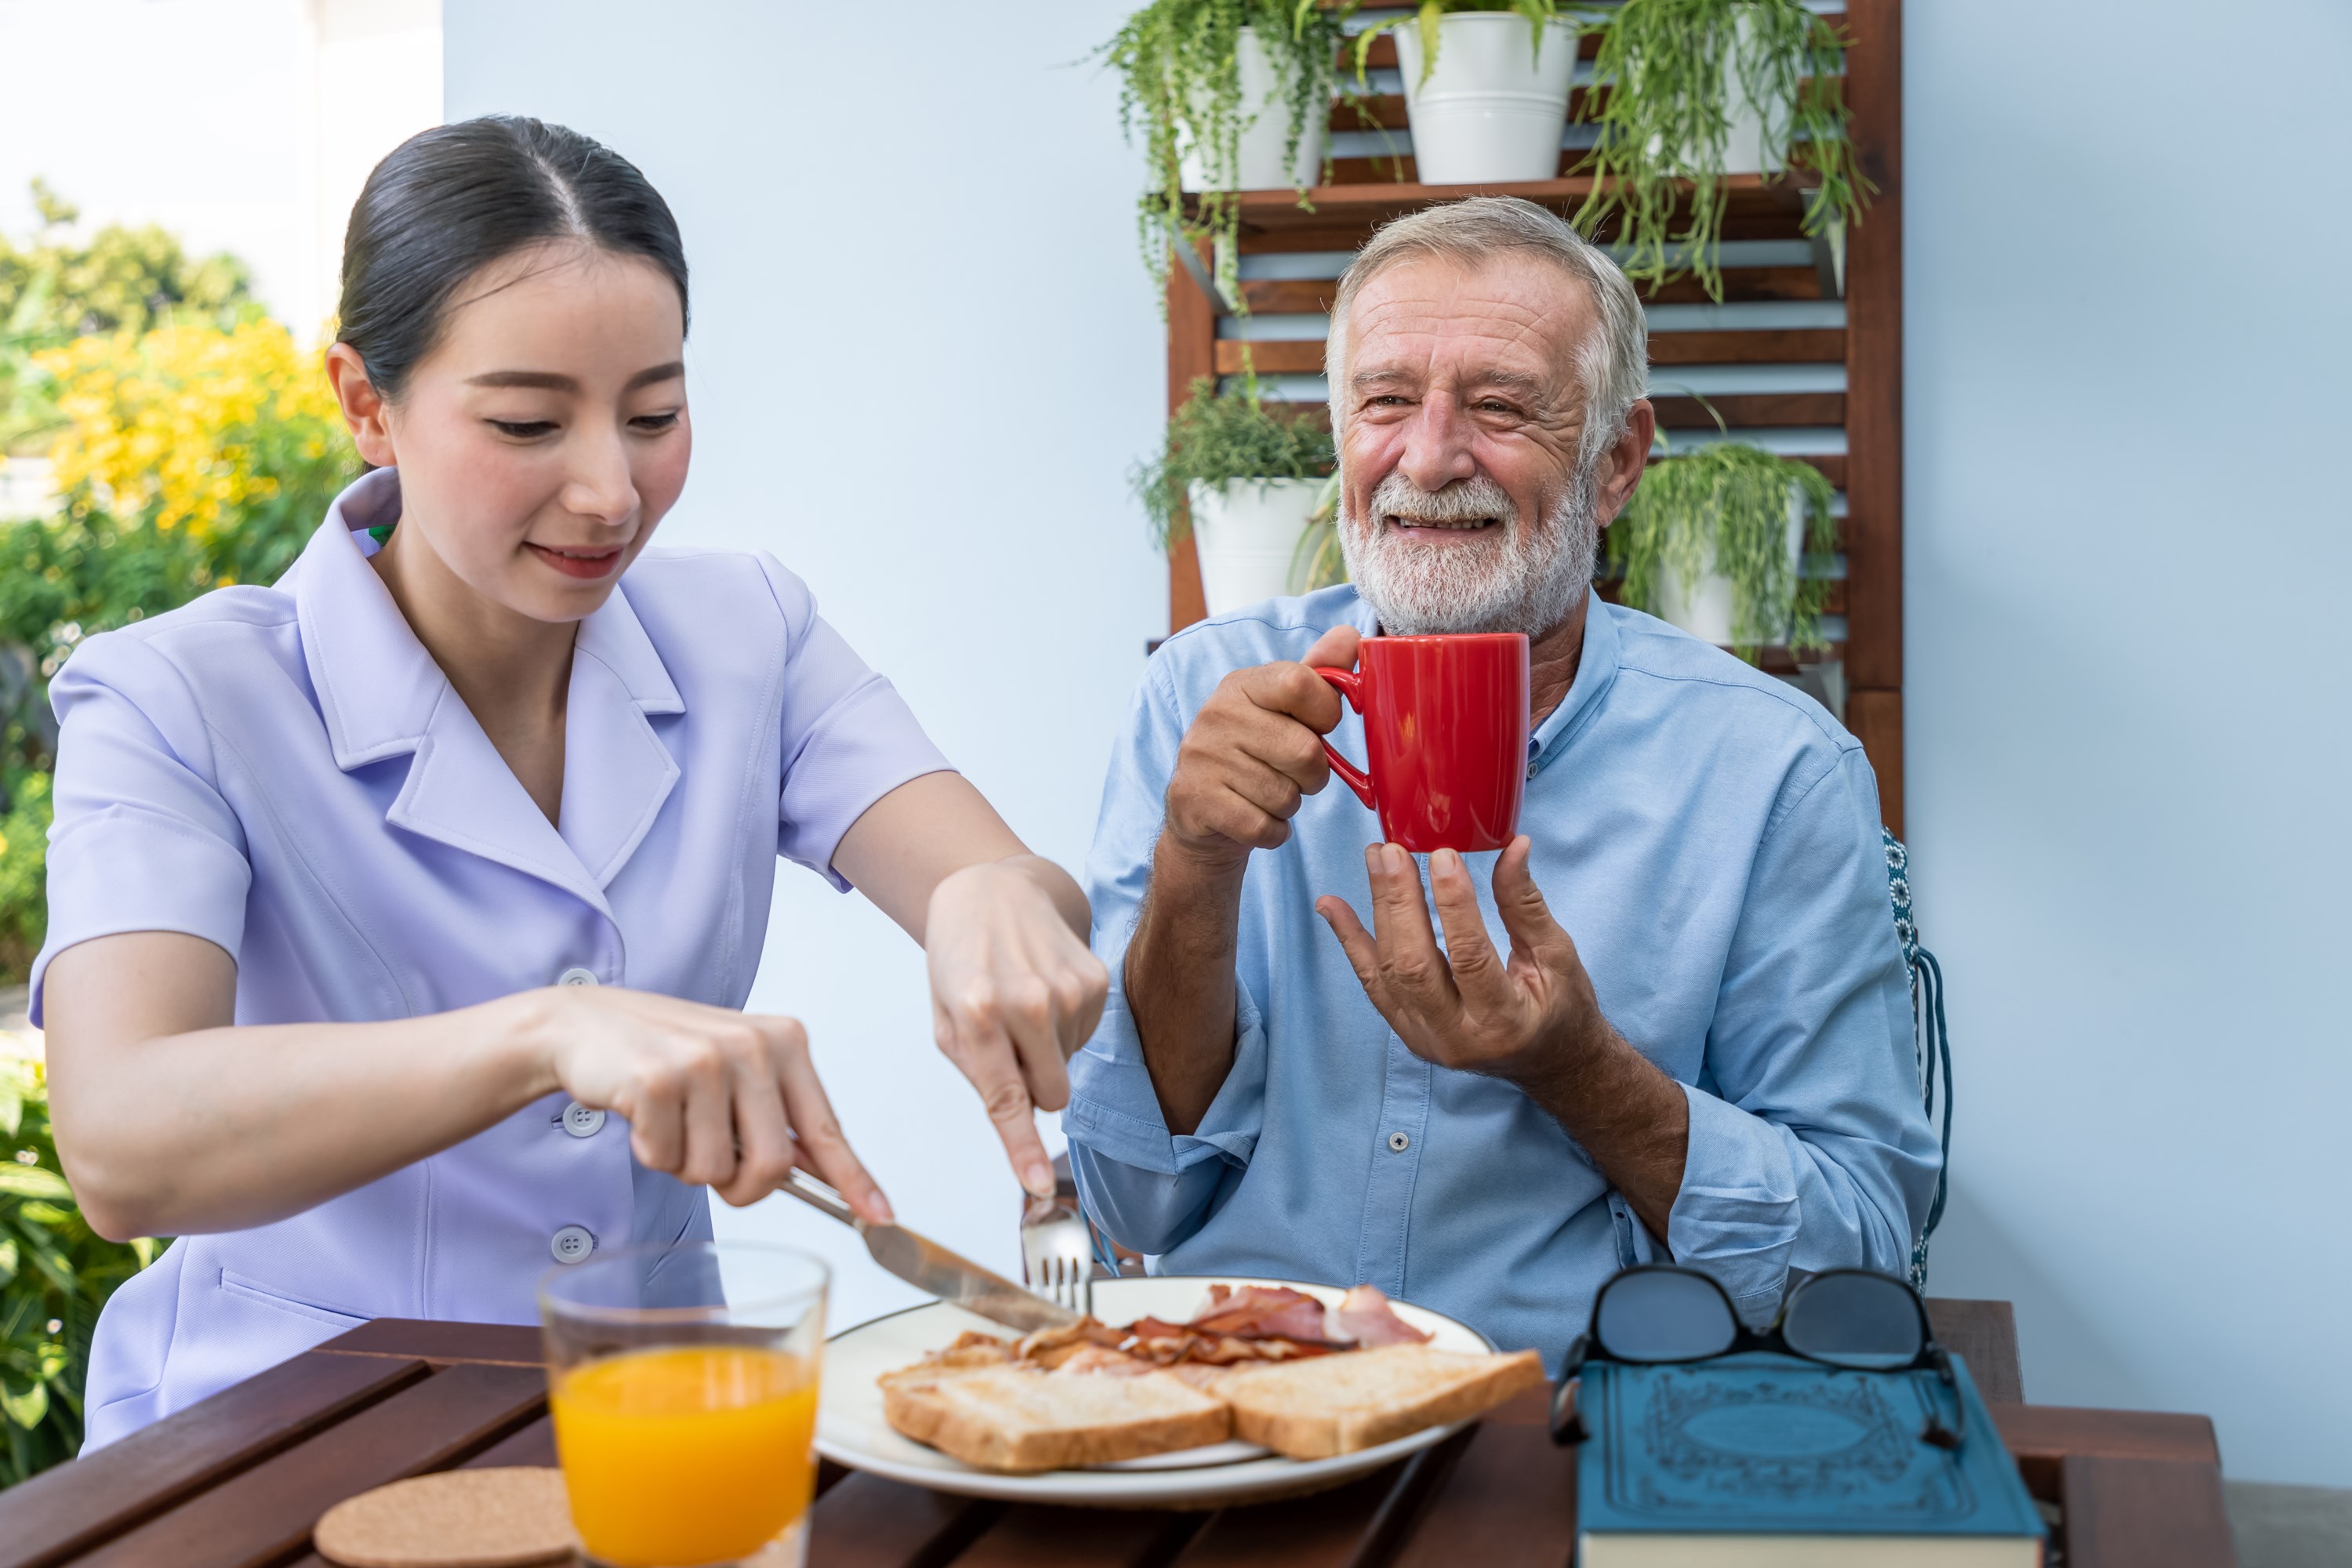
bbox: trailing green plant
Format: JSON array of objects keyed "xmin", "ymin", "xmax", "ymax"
[
  {"xmin": 2, "ymin": 1053, "xmax": 158, "ymax": 1486},
  {"xmin": 1134, "ymin": 376, "xmax": 1334, "ymax": 550},
  {"xmin": 1287, "ymin": 471, "xmax": 1349, "ymax": 592},
  {"xmin": 1572, "ymin": 0, "xmax": 1868, "ymax": 300},
  {"xmin": 1352, "ymin": 1, "xmax": 1566, "ymax": 89},
  {"xmin": 1100, "ymin": 0, "xmax": 1351, "ymax": 309},
  {"xmin": 1608, "ymin": 441, "xmax": 1836, "ymax": 659}
]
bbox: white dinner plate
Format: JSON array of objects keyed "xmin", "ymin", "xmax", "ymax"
[{"xmin": 816, "ymin": 1275, "xmax": 1496, "ymax": 1508}]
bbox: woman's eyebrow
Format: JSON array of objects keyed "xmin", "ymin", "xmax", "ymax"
[{"xmin": 463, "ymin": 361, "xmax": 684, "ymax": 392}]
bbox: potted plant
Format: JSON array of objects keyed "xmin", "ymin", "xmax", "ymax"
[
  {"xmin": 1606, "ymin": 441, "xmax": 1836, "ymax": 659},
  {"xmin": 1138, "ymin": 378, "xmax": 1335, "ymax": 616},
  {"xmin": 1572, "ymin": 0, "xmax": 1868, "ymax": 299},
  {"xmin": 1102, "ymin": 1, "xmax": 1349, "ymax": 307},
  {"xmin": 1352, "ymin": 2, "xmax": 1576, "ymax": 185}
]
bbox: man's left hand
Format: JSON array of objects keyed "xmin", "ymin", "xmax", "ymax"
[{"xmin": 1316, "ymin": 837, "xmax": 1602, "ymax": 1087}]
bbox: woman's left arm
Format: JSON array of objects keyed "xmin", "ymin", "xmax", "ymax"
[{"xmin": 831, "ymin": 771, "xmax": 1108, "ymax": 1197}]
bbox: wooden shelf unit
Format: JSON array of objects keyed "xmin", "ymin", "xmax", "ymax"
[{"xmin": 1161, "ymin": 1, "xmax": 1906, "ymax": 829}]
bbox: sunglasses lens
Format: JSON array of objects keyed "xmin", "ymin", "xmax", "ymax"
[
  {"xmin": 1595, "ymin": 1270, "xmax": 1739, "ymax": 1362},
  {"xmin": 1782, "ymin": 1273, "xmax": 1923, "ymax": 1369}
]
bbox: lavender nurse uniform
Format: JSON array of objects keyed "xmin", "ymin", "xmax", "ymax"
[{"xmin": 28, "ymin": 468, "xmax": 952, "ymax": 1448}]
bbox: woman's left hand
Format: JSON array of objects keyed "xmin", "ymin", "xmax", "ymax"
[{"xmin": 924, "ymin": 859, "xmax": 1109, "ymax": 1197}]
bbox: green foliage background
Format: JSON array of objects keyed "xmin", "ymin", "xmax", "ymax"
[
  {"xmin": 1, "ymin": 1055, "xmax": 155, "ymax": 1486},
  {"xmin": 0, "ymin": 187, "xmax": 349, "ymax": 985}
]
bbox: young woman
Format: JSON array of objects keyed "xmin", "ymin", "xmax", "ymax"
[{"xmin": 31, "ymin": 117, "xmax": 1108, "ymax": 1448}]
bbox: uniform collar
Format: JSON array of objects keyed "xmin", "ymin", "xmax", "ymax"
[{"xmin": 284, "ymin": 469, "xmax": 684, "ymax": 907}]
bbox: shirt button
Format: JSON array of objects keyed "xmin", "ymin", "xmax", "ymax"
[
  {"xmin": 550, "ymin": 1225, "xmax": 597, "ymax": 1264},
  {"xmin": 1388, "ymin": 1131, "xmax": 1411, "ymax": 1153},
  {"xmin": 1526, "ymin": 760, "xmax": 1539, "ymax": 780},
  {"xmin": 561, "ymin": 1102, "xmax": 607, "ymax": 1138},
  {"xmin": 556, "ymin": 967, "xmax": 600, "ymax": 988}
]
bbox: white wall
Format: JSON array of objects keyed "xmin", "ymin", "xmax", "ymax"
[
  {"xmin": 0, "ymin": 0, "xmax": 440, "ymax": 340},
  {"xmin": 1905, "ymin": 1, "xmax": 2352, "ymax": 1487},
  {"xmin": 443, "ymin": 2, "xmax": 1164, "ymax": 1333}
]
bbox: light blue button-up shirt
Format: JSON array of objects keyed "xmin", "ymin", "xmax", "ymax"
[{"xmin": 1065, "ymin": 586, "xmax": 1940, "ymax": 1364}]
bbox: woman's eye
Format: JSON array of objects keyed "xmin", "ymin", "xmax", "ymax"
[
  {"xmin": 630, "ymin": 411, "xmax": 682, "ymax": 432},
  {"xmin": 488, "ymin": 419, "xmax": 557, "ymax": 438}
]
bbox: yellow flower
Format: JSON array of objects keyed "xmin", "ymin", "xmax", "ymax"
[{"xmin": 34, "ymin": 318, "xmax": 350, "ymax": 540}]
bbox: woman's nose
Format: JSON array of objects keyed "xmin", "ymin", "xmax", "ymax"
[{"xmin": 561, "ymin": 431, "xmax": 639, "ymax": 524}]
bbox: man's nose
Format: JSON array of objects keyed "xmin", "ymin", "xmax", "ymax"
[
  {"xmin": 560, "ymin": 430, "xmax": 639, "ymax": 526},
  {"xmin": 1394, "ymin": 399, "xmax": 1479, "ymax": 494}
]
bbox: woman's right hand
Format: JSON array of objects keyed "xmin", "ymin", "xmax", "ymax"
[{"xmin": 521, "ymin": 985, "xmax": 890, "ymax": 1223}]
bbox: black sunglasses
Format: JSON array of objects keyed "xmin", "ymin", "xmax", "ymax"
[{"xmin": 1549, "ymin": 1265, "xmax": 1965, "ymax": 1452}]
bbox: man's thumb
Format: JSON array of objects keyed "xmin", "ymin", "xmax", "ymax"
[{"xmin": 1303, "ymin": 622, "xmax": 1361, "ymax": 670}]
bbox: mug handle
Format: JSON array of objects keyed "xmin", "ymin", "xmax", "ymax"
[{"xmin": 1314, "ymin": 667, "xmax": 1377, "ymax": 811}]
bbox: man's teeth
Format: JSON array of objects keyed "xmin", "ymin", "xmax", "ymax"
[{"xmin": 1390, "ymin": 517, "xmax": 1494, "ymax": 530}]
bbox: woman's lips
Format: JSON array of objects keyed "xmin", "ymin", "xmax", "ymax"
[{"xmin": 526, "ymin": 541, "xmax": 626, "ymax": 579}]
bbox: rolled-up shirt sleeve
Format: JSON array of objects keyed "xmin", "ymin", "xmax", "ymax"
[
  {"xmin": 757, "ymin": 554, "xmax": 953, "ymax": 890},
  {"xmin": 30, "ymin": 631, "xmax": 253, "ymax": 1025},
  {"xmin": 1667, "ymin": 744, "xmax": 1942, "ymax": 1320},
  {"xmin": 1064, "ymin": 659, "xmax": 1270, "ymax": 1256}
]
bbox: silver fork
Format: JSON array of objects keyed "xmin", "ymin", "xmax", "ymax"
[{"xmin": 1019, "ymin": 1192, "xmax": 1095, "ymax": 1319}]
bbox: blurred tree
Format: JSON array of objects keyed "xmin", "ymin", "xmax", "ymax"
[{"xmin": 1, "ymin": 180, "xmax": 254, "ymax": 456}]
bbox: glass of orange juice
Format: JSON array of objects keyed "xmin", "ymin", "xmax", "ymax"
[{"xmin": 541, "ymin": 1240, "xmax": 828, "ymax": 1568}]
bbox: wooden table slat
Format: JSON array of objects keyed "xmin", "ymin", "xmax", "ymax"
[
  {"xmin": 0, "ymin": 1352, "xmax": 430, "ymax": 1568},
  {"xmin": 2062, "ymin": 1454, "xmax": 2240, "ymax": 1568},
  {"xmin": 952, "ymin": 1505, "xmax": 1207, "ymax": 1568},
  {"xmin": 71, "ymin": 1363, "xmax": 547, "ymax": 1568},
  {"xmin": 1171, "ymin": 1467, "xmax": 1406, "ymax": 1567},
  {"xmin": 458, "ymin": 1413, "xmax": 557, "ymax": 1471},
  {"xmin": 311, "ymin": 1318, "xmax": 543, "ymax": 1367},
  {"xmin": 1385, "ymin": 1390, "xmax": 1575, "ymax": 1568},
  {"xmin": 1991, "ymin": 1403, "xmax": 2220, "ymax": 1465},
  {"xmin": 806, "ymin": 1474, "xmax": 1000, "ymax": 1568}
]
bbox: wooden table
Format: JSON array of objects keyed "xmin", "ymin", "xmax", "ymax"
[{"xmin": 0, "ymin": 1316, "xmax": 2238, "ymax": 1568}]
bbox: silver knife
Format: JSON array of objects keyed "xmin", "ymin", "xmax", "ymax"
[{"xmin": 778, "ymin": 1168, "xmax": 1082, "ymax": 1335}]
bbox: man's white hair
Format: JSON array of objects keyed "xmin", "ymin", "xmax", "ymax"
[{"xmin": 1325, "ymin": 197, "xmax": 1648, "ymax": 471}]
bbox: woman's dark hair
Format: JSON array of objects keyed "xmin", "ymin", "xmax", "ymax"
[{"xmin": 337, "ymin": 115, "xmax": 688, "ymax": 401}]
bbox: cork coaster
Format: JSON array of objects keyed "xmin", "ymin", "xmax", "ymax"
[{"xmin": 313, "ymin": 1468, "xmax": 577, "ymax": 1568}]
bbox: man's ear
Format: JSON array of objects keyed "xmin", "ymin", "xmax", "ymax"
[
  {"xmin": 1593, "ymin": 399, "xmax": 1657, "ymax": 528},
  {"xmin": 324, "ymin": 343, "xmax": 397, "ymax": 468}
]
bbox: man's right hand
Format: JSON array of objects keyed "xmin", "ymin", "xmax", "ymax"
[{"xmin": 1162, "ymin": 624, "xmax": 1362, "ymax": 868}]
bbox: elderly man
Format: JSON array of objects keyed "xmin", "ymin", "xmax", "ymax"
[{"xmin": 1062, "ymin": 198, "xmax": 1940, "ymax": 1360}]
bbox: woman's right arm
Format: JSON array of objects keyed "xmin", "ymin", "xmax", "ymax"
[{"xmin": 41, "ymin": 931, "xmax": 889, "ymax": 1242}]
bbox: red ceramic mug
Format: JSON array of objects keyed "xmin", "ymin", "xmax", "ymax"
[{"xmin": 1314, "ymin": 633, "xmax": 1531, "ymax": 854}]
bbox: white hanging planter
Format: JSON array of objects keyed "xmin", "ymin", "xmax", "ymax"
[
  {"xmin": 1655, "ymin": 481, "xmax": 1808, "ymax": 646},
  {"xmin": 1394, "ymin": 15, "xmax": 1578, "ymax": 185},
  {"xmin": 1692, "ymin": 13, "xmax": 1787, "ymax": 176},
  {"xmin": 1188, "ymin": 477, "xmax": 1323, "ymax": 615},
  {"xmin": 1178, "ymin": 27, "xmax": 1330, "ymax": 193}
]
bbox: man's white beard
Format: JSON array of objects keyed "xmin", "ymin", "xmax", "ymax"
[{"xmin": 1338, "ymin": 465, "xmax": 1599, "ymax": 637}]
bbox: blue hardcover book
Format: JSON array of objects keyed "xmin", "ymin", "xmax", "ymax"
[{"xmin": 1577, "ymin": 1352, "xmax": 2046, "ymax": 1566}]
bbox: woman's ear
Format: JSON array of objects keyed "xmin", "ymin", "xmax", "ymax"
[{"xmin": 324, "ymin": 343, "xmax": 397, "ymax": 468}]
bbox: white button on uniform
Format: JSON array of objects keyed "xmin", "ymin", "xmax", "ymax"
[
  {"xmin": 1388, "ymin": 1131, "xmax": 1411, "ymax": 1153},
  {"xmin": 556, "ymin": 967, "xmax": 599, "ymax": 988},
  {"xmin": 550, "ymin": 1225, "xmax": 597, "ymax": 1264},
  {"xmin": 561, "ymin": 1102, "xmax": 606, "ymax": 1138},
  {"xmin": 1526, "ymin": 760, "xmax": 1539, "ymax": 780}
]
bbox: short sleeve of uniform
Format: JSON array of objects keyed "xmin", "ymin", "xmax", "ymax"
[
  {"xmin": 757, "ymin": 554, "xmax": 954, "ymax": 889},
  {"xmin": 29, "ymin": 630, "xmax": 254, "ymax": 1025}
]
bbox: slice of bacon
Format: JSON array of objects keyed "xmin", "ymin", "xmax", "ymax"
[
  {"xmin": 1187, "ymin": 1284, "xmax": 1334, "ymax": 1344},
  {"xmin": 1332, "ymin": 1283, "xmax": 1432, "ymax": 1347},
  {"xmin": 1050, "ymin": 1345, "xmax": 1159, "ymax": 1377}
]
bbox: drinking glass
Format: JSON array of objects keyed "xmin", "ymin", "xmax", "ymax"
[{"xmin": 540, "ymin": 1241, "xmax": 829, "ymax": 1568}]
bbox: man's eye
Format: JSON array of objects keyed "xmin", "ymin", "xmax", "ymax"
[
  {"xmin": 489, "ymin": 419, "xmax": 557, "ymax": 438},
  {"xmin": 630, "ymin": 411, "xmax": 681, "ymax": 432}
]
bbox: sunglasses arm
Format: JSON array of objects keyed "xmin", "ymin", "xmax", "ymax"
[{"xmin": 1549, "ymin": 1334, "xmax": 1592, "ymax": 1446}]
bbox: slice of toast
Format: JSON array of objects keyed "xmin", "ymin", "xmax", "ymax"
[
  {"xmin": 1221, "ymin": 1344, "xmax": 1547, "ymax": 1459},
  {"xmin": 882, "ymin": 1363, "xmax": 1231, "ymax": 1474}
]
